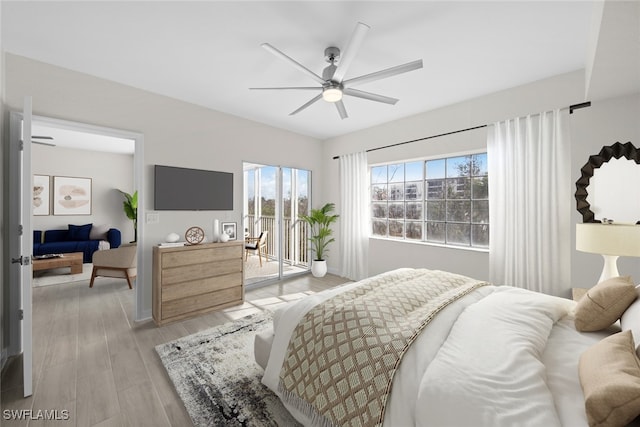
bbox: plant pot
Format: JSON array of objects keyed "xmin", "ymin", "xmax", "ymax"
[{"xmin": 311, "ymin": 260, "xmax": 327, "ymax": 278}]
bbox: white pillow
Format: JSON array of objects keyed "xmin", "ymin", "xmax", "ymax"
[
  {"xmin": 620, "ymin": 285, "xmax": 640, "ymax": 355},
  {"xmin": 89, "ymin": 224, "xmax": 110, "ymax": 241}
]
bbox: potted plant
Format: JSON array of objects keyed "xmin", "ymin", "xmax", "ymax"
[
  {"xmin": 118, "ymin": 190, "xmax": 138, "ymax": 243},
  {"xmin": 300, "ymin": 202, "xmax": 339, "ymax": 278}
]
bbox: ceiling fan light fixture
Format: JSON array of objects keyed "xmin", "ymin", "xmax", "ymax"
[{"xmin": 322, "ymin": 86, "xmax": 343, "ymax": 103}]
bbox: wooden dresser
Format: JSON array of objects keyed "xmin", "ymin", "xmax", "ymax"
[{"xmin": 152, "ymin": 241, "xmax": 244, "ymax": 326}]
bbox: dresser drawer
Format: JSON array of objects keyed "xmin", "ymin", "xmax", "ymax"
[
  {"xmin": 161, "ymin": 258, "xmax": 241, "ymax": 286},
  {"xmin": 162, "ymin": 272, "xmax": 241, "ymax": 302},
  {"xmin": 161, "ymin": 244, "xmax": 241, "ymax": 268},
  {"xmin": 162, "ymin": 286, "xmax": 243, "ymax": 320}
]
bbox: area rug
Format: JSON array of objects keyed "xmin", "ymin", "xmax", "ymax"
[{"xmin": 155, "ymin": 311, "xmax": 301, "ymax": 427}]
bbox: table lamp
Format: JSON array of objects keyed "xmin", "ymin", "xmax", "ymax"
[{"xmin": 576, "ymin": 223, "xmax": 640, "ymax": 283}]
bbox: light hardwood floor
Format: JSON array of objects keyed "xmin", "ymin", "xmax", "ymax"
[{"xmin": 1, "ymin": 272, "xmax": 349, "ymax": 426}]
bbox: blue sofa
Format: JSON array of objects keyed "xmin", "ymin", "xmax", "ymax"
[{"xmin": 34, "ymin": 225, "xmax": 121, "ymax": 263}]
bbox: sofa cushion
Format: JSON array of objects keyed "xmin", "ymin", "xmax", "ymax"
[
  {"xmin": 44, "ymin": 229, "xmax": 68, "ymax": 243},
  {"xmin": 68, "ymin": 224, "xmax": 92, "ymax": 241}
]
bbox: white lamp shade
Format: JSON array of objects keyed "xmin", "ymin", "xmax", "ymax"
[{"xmin": 576, "ymin": 223, "xmax": 640, "ymax": 257}]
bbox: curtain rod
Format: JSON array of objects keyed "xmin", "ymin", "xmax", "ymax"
[{"xmin": 332, "ymin": 101, "xmax": 591, "ymax": 160}]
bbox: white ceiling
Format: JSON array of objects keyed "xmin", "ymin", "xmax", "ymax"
[{"xmin": 1, "ymin": 1, "xmax": 603, "ymax": 141}]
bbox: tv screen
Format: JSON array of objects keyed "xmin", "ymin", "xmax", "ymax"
[{"xmin": 154, "ymin": 165, "xmax": 233, "ymax": 210}]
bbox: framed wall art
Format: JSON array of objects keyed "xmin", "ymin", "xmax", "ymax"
[
  {"xmin": 33, "ymin": 175, "xmax": 51, "ymax": 216},
  {"xmin": 53, "ymin": 176, "xmax": 92, "ymax": 215},
  {"xmin": 222, "ymin": 222, "xmax": 237, "ymax": 240}
]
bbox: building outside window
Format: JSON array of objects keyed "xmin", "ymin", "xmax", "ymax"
[{"xmin": 371, "ymin": 153, "xmax": 489, "ymax": 249}]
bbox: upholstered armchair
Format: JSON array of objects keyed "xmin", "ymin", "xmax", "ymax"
[
  {"xmin": 90, "ymin": 244, "xmax": 137, "ymax": 289},
  {"xmin": 245, "ymin": 231, "xmax": 268, "ymax": 267}
]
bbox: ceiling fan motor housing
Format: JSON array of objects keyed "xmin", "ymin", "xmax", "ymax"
[{"xmin": 324, "ymin": 46, "xmax": 340, "ymax": 63}]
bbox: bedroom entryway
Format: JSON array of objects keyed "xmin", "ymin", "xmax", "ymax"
[
  {"xmin": 243, "ymin": 163, "xmax": 311, "ymax": 287},
  {"xmin": 29, "ymin": 119, "xmax": 139, "ymax": 290}
]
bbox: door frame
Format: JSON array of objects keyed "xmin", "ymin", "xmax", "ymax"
[{"xmin": 8, "ymin": 114, "xmax": 145, "ymax": 327}]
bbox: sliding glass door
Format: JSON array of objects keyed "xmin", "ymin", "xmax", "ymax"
[{"xmin": 243, "ymin": 162, "xmax": 310, "ymax": 287}]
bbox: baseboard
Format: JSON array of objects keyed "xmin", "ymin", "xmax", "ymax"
[
  {"xmin": 327, "ymin": 266, "xmax": 340, "ymax": 276},
  {"xmin": 137, "ymin": 308, "xmax": 152, "ymax": 322}
]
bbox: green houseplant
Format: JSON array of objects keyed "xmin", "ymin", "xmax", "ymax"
[
  {"xmin": 118, "ymin": 190, "xmax": 138, "ymax": 243},
  {"xmin": 300, "ymin": 202, "xmax": 339, "ymax": 277}
]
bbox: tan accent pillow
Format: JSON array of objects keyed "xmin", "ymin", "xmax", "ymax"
[
  {"xmin": 574, "ymin": 276, "xmax": 637, "ymax": 332},
  {"xmin": 89, "ymin": 224, "xmax": 110, "ymax": 241},
  {"xmin": 579, "ymin": 330, "xmax": 640, "ymax": 427}
]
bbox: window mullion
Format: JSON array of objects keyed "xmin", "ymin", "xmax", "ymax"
[{"xmin": 371, "ymin": 152, "xmax": 488, "ymax": 249}]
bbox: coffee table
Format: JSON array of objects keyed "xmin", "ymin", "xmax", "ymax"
[{"xmin": 32, "ymin": 252, "xmax": 83, "ymax": 275}]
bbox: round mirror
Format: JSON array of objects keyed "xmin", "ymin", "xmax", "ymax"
[{"xmin": 575, "ymin": 141, "xmax": 640, "ymax": 224}]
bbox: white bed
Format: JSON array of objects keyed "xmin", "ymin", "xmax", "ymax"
[{"xmin": 256, "ymin": 268, "xmax": 639, "ymax": 427}]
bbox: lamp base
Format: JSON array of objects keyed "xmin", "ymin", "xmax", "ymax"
[{"xmin": 598, "ymin": 254, "xmax": 620, "ymax": 283}]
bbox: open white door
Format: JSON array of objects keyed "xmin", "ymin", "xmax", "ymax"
[{"xmin": 8, "ymin": 97, "xmax": 34, "ymax": 397}]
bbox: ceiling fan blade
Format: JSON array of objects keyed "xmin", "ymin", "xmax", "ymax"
[
  {"xmin": 32, "ymin": 135, "xmax": 55, "ymax": 146},
  {"xmin": 343, "ymin": 59, "xmax": 423, "ymax": 87},
  {"xmin": 335, "ymin": 100, "xmax": 348, "ymax": 120},
  {"xmin": 289, "ymin": 93, "xmax": 323, "ymax": 116},
  {"xmin": 262, "ymin": 43, "xmax": 326, "ymax": 85},
  {"xmin": 249, "ymin": 87, "xmax": 320, "ymax": 91},
  {"xmin": 343, "ymin": 88, "xmax": 398, "ymax": 105},
  {"xmin": 332, "ymin": 22, "xmax": 370, "ymax": 83},
  {"xmin": 32, "ymin": 141, "xmax": 56, "ymax": 147}
]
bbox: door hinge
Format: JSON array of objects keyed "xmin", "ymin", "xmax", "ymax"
[
  {"xmin": 18, "ymin": 224, "xmax": 23, "ymax": 236},
  {"xmin": 18, "ymin": 309, "xmax": 23, "ymax": 320},
  {"xmin": 11, "ymin": 255, "xmax": 30, "ymax": 266},
  {"xmin": 18, "ymin": 140, "xmax": 24, "ymax": 151}
]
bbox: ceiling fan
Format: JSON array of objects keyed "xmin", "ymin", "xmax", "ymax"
[{"xmin": 250, "ymin": 22, "xmax": 423, "ymax": 120}]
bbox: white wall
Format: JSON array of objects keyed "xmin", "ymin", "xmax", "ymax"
[
  {"xmin": 323, "ymin": 71, "xmax": 590, "ymax": 293},
  {"xmin": 570, "ymin": 93, "xmax": 640, "ymax": 288},
  {"xmin": 31, "ymin": 145, "xmax": 134, "ymax": 242},
  {"xmin": 5, "ymin": 53, "xmax": 324, "ymax": 319}
]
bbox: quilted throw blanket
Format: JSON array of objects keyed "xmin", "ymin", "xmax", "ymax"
[{"xmin": 277, "ymin": 269, "xmax": 489, "ymax": 427}]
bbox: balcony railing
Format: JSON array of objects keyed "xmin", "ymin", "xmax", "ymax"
[{"xmin": 245, "ymin": 215, "xmax": 309, "ymax": 267}]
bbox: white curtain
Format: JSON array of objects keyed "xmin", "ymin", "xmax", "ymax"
[
  {"xmin": 339, "ymin": 151, "xmax": 369, "ymax": 280},
  {"xmin": 487, "ymin": 109, "xmax": 570, "ymax": 296}
]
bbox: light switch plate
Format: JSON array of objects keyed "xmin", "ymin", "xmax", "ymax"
[{"xmin": 146, "ymin": 212, "xmax": 160, "ymax": 224}]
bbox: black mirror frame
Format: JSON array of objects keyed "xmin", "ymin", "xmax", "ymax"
[{"xmin": 575, "ymin": 141, "xmax": 640, "ymax": 224}]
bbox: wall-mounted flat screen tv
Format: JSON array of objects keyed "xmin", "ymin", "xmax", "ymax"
[{"xmin": 154, "ymin": 165, "xmax": 233, "ymax": 210}]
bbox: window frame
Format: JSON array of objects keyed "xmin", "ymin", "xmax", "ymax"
[{"xmin": 369, "ymin": 150, "xmax": 489, "ymax": 251}]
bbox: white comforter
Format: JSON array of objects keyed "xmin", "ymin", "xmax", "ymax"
[{"xmin": 262, "ymin": 271, "xmax": 613, "ymax": 426}]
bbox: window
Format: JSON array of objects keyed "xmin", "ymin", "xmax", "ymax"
[{"xmin": 371, "ymin": 153, "xmax": 489, "ymax": 249}]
